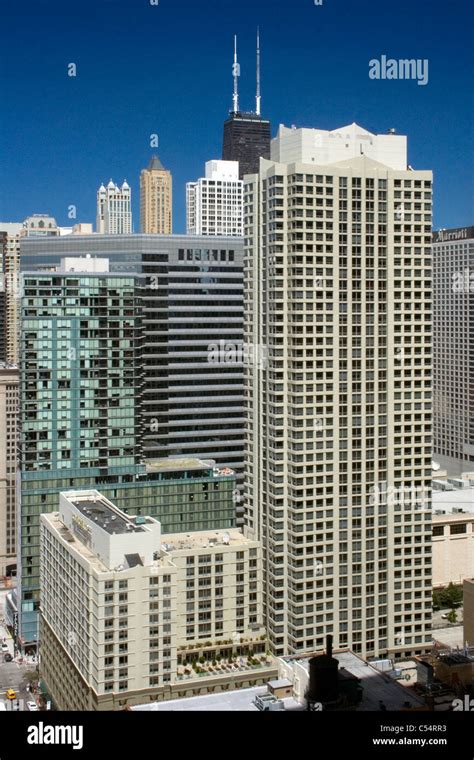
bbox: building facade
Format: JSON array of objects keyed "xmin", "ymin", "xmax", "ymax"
[
  {"xmin": 18, "ymin": 256, "xmax": 239, "ymax": 647},
  {"xmin": 19, "ymin": 258, "xmax": 143, "ymax": 646},
  {"xmin": 40, "ymin": 490, "xmax": 265, "ymax": 710},
  {"xmin": 1, "ymin": 223, "xmax": 23, "ymax": 365},
  {"xmin": 96, "ymin": 181, "xmax": 132, "ymax": 234},
  {"xmin": 21, "ymin": 215, "xmax": 60, "ymax": 238},
  {"xmin": 243, "ymin": 123, "xmax": 433, "ymax": 660},
  {"xmin": 432, "ymin": 487, "xmax": 474, "ymax": 588},
  {"xmin": 140, "ymin": 156, "xmax": 172, "ymax": 234},
  {"xmin": 223, "ymin": 112, "xmax": 271, "ymax": 179},
  {"xmin": 20, "ymin": 235, "xmax": 245, "ymax": 481},
  {"xmin": 186, "ymin": 160, "xmax": 243, "ymax": 236},
  {"xmin": 0, "ymin": 364, "xmax": 19, "ymax": 577},
  {"xmin": 433, "ymin": 226, "xmax": 474, "ymax": 473}
]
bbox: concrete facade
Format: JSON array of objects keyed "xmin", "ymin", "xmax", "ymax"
[
  {"xmin": 432, "ymin": 489, "xmax": 474, "ymax": 587},
  {"xmin": 186, "ymin": 160, "xmax": 243, "ymax": 236},
  {"xmin": 0, "ymin": 365, "xmax": 19, "ymax": 576},
  {"xmin": 244, "ymin": 123, "xmax": 433, "ymax": 660},
  {"xmin": 39, "ymin": 490, "xmax": 266, "ymax": 710}
]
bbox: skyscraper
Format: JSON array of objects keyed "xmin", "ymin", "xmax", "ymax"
[
  {"xmin": 1, "ymin": 224, "xmax": 22, "ymax": 366},
  {"xmin": 222, "ymin": 32, "xmax": 271, "ymax": 179},
  {"xmin": 1, "ymin": 218, "xmax": 72, "ymax": 367},
  {"xmin": 244, "ymin": 123, "xmax": 433, "ymax": 660},
  {"xmin": 140, "ymin": 156, "xmax": 173, "ymax": 234},
  {"xmin": 20, "ymin": 235, "xmax": 245, "ymax": 481},
  {"xmin": 186, "ymin": 160, "xmax": 243, "ymax": 236},
  {"xmin": 96, "ymin": 180, "xmax": 132, "ymax": 234},
  {"xmin": 433, "ymin": 225, "xmax": 474, "ymax": 473},
  {"xmin": 19, "ymin": 257, "xmax": 144, "ymax": 646},
  {"xmin": 0, "ymin": 363, "xmax": 19, "ymax": 577}
]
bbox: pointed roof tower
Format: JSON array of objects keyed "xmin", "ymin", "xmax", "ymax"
[{"xmin": 148, "ymin": 156, "xmax": 165, "ymax": 171}]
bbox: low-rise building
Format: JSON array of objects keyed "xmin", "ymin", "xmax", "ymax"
[
  {"xmin": 132, "ymin": 648, "xmax": 426, "ymax": 712},
  {"xmin": 432, "ymin": 488, "xmax": 474, "ymax": 587},
  {"xmin": 40, "ymin": 490, "xmax": 267, "ymax": 710}
]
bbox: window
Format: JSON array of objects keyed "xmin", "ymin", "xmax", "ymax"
[{"xmin": 450, "ymin": 524, "xmax": 467, "ymax": 535}]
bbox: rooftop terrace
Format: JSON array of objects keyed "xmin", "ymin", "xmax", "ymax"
[{"xmin": 161, "ymin": 528, "xmax": 253, "ymax": 553}]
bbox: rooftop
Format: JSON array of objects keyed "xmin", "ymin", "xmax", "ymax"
[
  {"xmin": 282, "ymin": 651, "xmax": 426, "ymax": 711},
  {"xmin": 432, "ymin": 488, "xmax": 474, "ymax": 517},
  {"xmin": 145, "ymin": 457, "xmax": 234, "ymax": 477},
  {"xmin": 72, "ymin": 497, "xmax": 148, "ymax": 536},
  {"xmin": 45, "ymin": 511, "xmax": 171, "ymax": 575},
  {"xmin": 145, "ymin": 457, "xmax": 215, "ymax": 473},
  {"xmin": 132, "ymin": 686, "xmax": 302, "ymax": 712},
  {"xmin": 161, "ymin": 528, "xmax": 254, "ymax": 553},
  {"xmin": 147, "ymin": 155, "xmax": 166, "ymax": 171}
]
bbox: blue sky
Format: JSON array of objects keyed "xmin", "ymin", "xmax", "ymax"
[{"xmin": 1, "ymin": 0, "xmax": 472, "ymax": 232}]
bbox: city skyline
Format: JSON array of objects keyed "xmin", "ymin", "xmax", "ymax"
[
  {"xmin": 1, "ymin": 0, "xmax": 474, "ymax": 734},
  {"xmin": 1, "ymin": 0, "xmax": 472, "ymax": 233}
]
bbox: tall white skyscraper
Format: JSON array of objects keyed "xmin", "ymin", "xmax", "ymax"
[
  {"xmin": 96, "ymin": 180, "xmax": 132, "ymax": 234},
  {"xmin": 186, "ymin": 161, "xmax": 243, "ymax": 236},
  {"xmin": 244, "ymin": 122, "xmax": 433, "ymax": 661}
]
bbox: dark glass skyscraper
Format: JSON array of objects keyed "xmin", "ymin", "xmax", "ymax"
[
  {"xmin": 222, "ymin": 31, "xmax": 271, "ymax": 178},
  {"xmin": 222, "ymin": 111, "xmax": 271, "ymax": 179}
]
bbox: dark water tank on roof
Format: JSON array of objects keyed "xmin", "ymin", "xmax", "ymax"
[{"xmin": 307, "ymin": 635, "xmax": 339, "ymax": 704}]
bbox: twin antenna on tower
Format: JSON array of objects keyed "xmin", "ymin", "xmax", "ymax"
[{"xmin": 232, "ymin": 28, "xmax": 262, "ymax": 116}]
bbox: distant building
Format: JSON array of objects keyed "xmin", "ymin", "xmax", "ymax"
[
  {"xmin": 71, "ymin": 223, "xmax": 94, "ymax": 235},
  {"xmin": 21, "ymin": 214, "xmax": 60, "ymax": 237},
  {"xmin": 0, "ymin": 224, "xmax": 22, "ymax": 364},
  {"xmin": 223, "ymin": 113, "xmax": 271, "ymax": 179},
  {"xmin": 140, "ymin": 156, "xmax": 172, "ymax": 234},
  {"xmin": 222, "ymin": 32, "xmax": 271, "ymax": 178},
  {"xmin": 0, "ymin": 364, "xmax": 19, "ymax": 577},
  {"xmin": 433, "ymin": 226, "xmax": 474, "ymax": 474},
  {"xmin": 1, "ymin": 218, "xmax": 64, "ymax": 366},
  {"xmin": 96, "ymin": 180, "xmax": 132, "ymax": 234},
  {"xmin": 40, "ymin": 490, "xmax": 266, "ymax": 710},
  {"xmin": 186, "ymin": 161, "xmax": 243, "ymax": 236}
]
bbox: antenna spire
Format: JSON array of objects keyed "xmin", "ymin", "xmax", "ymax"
[
  {"xmin": 256, "ymin": 27, "xmax": 261, "ymax": 116},
  {"xmin": 232, "ymin": 35, "xmax": 240, "ymax": 113}
]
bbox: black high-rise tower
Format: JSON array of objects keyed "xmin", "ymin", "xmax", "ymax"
[{"xmin": 222, "ymin": 31, "xmax": 271, "ymax": 179}]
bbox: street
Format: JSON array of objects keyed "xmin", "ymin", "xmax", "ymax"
[{"xmin": 0, "ymin": 586, "xmax": 39, "ymax": 711}]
